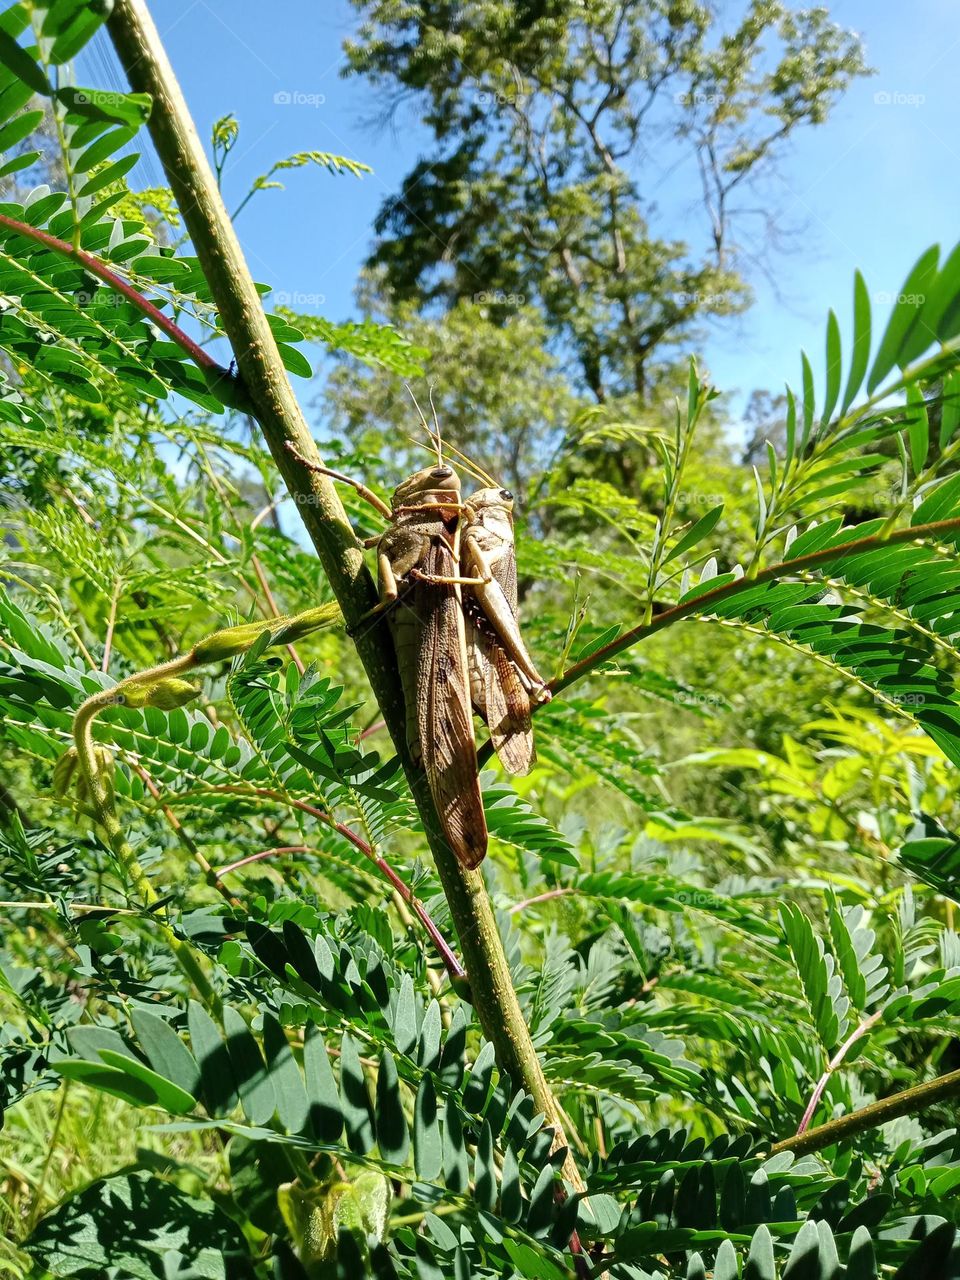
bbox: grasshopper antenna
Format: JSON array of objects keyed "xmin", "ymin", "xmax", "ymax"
[
  {"xmin": 404, "ymin": 383, "xmax": 438, "ymax": 456},
  {"xmin": 428, "ymin": 382, "xmax": 444, "ymax": 464},
  {"xmin": 436, "ymin": 436, "xmax": 498, "ymax": 488},
  {"xmin": 402, "ymin": 430, "xmax": 491, "ymax": 488},
  {"xmin": 428, "ymin": 381, "xmax": 499, "ymax": 486},
  {"xmin": 405, "ymin": 380, "xmax": 449, "ymax": 471}
]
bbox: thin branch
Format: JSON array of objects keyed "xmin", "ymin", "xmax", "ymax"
[
  {"xmin": 184, "ymin": 782, "xmax": 465, "ymax": 981},
  {"xmin": 769, "ymin": 1068, "xmax": 960, "ymax": 1157},
  {"xmin": 217, "ymin": 844, "xmax": 309, "ymax": 877},
  {"xmin": 101, "ymin": 576, "xmax": 122, "ymax": 673},
  {"xmin": 0, "ymin": 211, "xmax": 241, "ymax": 395},
  {"xmin": 796, "ymin": 1010, "xmax": 882, "ymax": 1135},
  {"xmin": 0, "ymin": 900, "xmax": 138, "ymax": 915},
  {"xmin": 477, "ymin": 514, "xmax": 960, "ymax": 768},
  {"xmin": 508, "ymin": 887, "xmax": 573, "ymax": 915},
  {"xmin": 551, "ymin": 515, "xmax": 960, "ymax": 694},
  {"xmin": 131, "ymin": 762, "xmax": 241, "ymax": 909},
  {"xmin": 251, "ymin": 553, "xmax": 304, "ymax": 674}
]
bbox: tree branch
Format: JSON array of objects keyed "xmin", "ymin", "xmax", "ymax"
[
  {"xmin": 552, "ymin": 515, "xmax": 960, "ymax": 694},
  {"xmin": 478, "ymin": 513, "xmax": 960, "ymax": 767}
]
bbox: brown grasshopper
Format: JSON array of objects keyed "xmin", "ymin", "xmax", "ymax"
[
  {"xmin": 459, "ymin": 486, "xmax": 551, "ymax": 775},
  {"xmin": 288, "ymin": 441, "xmax": 489, "ymax": 870}
]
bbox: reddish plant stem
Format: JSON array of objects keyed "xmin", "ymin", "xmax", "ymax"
[
  {"xmin": 189, "ymin": 783, "xmax": 464, "ymax": 979},
  {"xmin": 359, "ymin": 719, "xmax": 387, "ymax": 740},
  {"xmin": 796, "ymin": 1009, "xmax": 882, "ymax": 1135},
  {"xmin": 508, "ymin": 887, "xmax": 573, "ymax": 915},
  {"xmin": 251, "ymin": 553, "xmax": 304, "ymax": 674},
  {"xmin": 0, "ymin": 210, "xmax": 235, "ymax": 383},
  {"xmin": 217, "ymin": 845, "xmax": 309, "ymax": 876}
]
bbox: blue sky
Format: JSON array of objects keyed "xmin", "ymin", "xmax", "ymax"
[{"xmin": 89, "ymin": 1, "xmax": 960, "ymax": 426}]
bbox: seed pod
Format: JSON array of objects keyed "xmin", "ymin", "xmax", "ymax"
[
  {"xmin": 271, "ymin": 602, "xmax": 342, "ymax": 644},
  {"xmin": 192, "ymin": 603, "xmax": 342, "ymax": 664},
  {"xmin": 191, "ymin": 621, "xmax": 268, "ymax": 663},
  {"xmin": 120, "ymin": 677, "xmax": 201, "ymax": 709},
  {"xmin": 52, "ymin": 746, "xmax": 79, "ymax": 797},
  {"xmin": 143, "ymin": 677, "xmax": 202, "ymax": 709}
]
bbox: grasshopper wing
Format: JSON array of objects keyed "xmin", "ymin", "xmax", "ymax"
[
  {"xmin": 416, "ymin": 537, "xmax": 488, "ymax": 869},
  {"xmin": 466, "ymin": 601, "xmax": 535, "ymax": 775}
]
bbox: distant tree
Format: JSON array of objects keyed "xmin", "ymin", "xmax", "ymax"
[{"xmin": 344, "ymin": 0, "xmax": 869, "ymax": 402}]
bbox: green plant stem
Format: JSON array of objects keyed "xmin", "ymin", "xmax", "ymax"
[
  {"xmin": 477, "ymin": 512, "xmax": 960, "ymax": 768},
  {"xmin": 642, "ymin": 376, "xmax": 710, "ymax": 622},
  {"xmin": 73, "ymin": 660, "xmax": 221, "ymax": 1017},
  {"xmin": 769, "ymin": 1067, "xmax": 960, "ymax": 1157},
  {"xmin": 130, "ymin": 763, "xmax": 241, "ymax": 908},
  {"xmin": 552, "ymin": 514, "xmax": 960, "ymax": 695},
  {"xmin": 106, "ymin": 0, "xmax": 584, "ymax": 1195},
  {"xmin": 26, "ymin": 1079, "xmax": 70, "ymax": 1231}
]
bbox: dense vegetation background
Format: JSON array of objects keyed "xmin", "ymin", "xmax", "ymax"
[{"xmin": 2, "ymin": 2, "xmax": 960, "ymax": 1277}]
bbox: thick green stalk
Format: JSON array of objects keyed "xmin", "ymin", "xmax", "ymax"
[
  {"xmin": 769, "ymin": 1068, "xmax": 960, "ymax": 1157},
  {"xmin": 105, "ymin": 0, "xmax": 582, "ymax": 1190}
]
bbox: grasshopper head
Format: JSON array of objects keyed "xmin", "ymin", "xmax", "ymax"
[
  {"xmin": 464, "ymin": 486, "xmax": 515, "ymax": 520},
  {"xmin": 392, "ymin": 463, "xmax": 461, "ymax": 512}
]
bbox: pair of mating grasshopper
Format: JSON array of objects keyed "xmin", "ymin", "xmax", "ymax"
[{"xmin": 293, "ymin": 427, "xmax": 549, "ymax": 870}]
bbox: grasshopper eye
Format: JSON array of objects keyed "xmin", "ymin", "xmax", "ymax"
[
  {"xmin": 499, "ymin": 488, "xmax": 513, "ymax": 501},
  {"xmin": 432, "ymin": 465, "xmax": 454, "ymax": 479}
]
